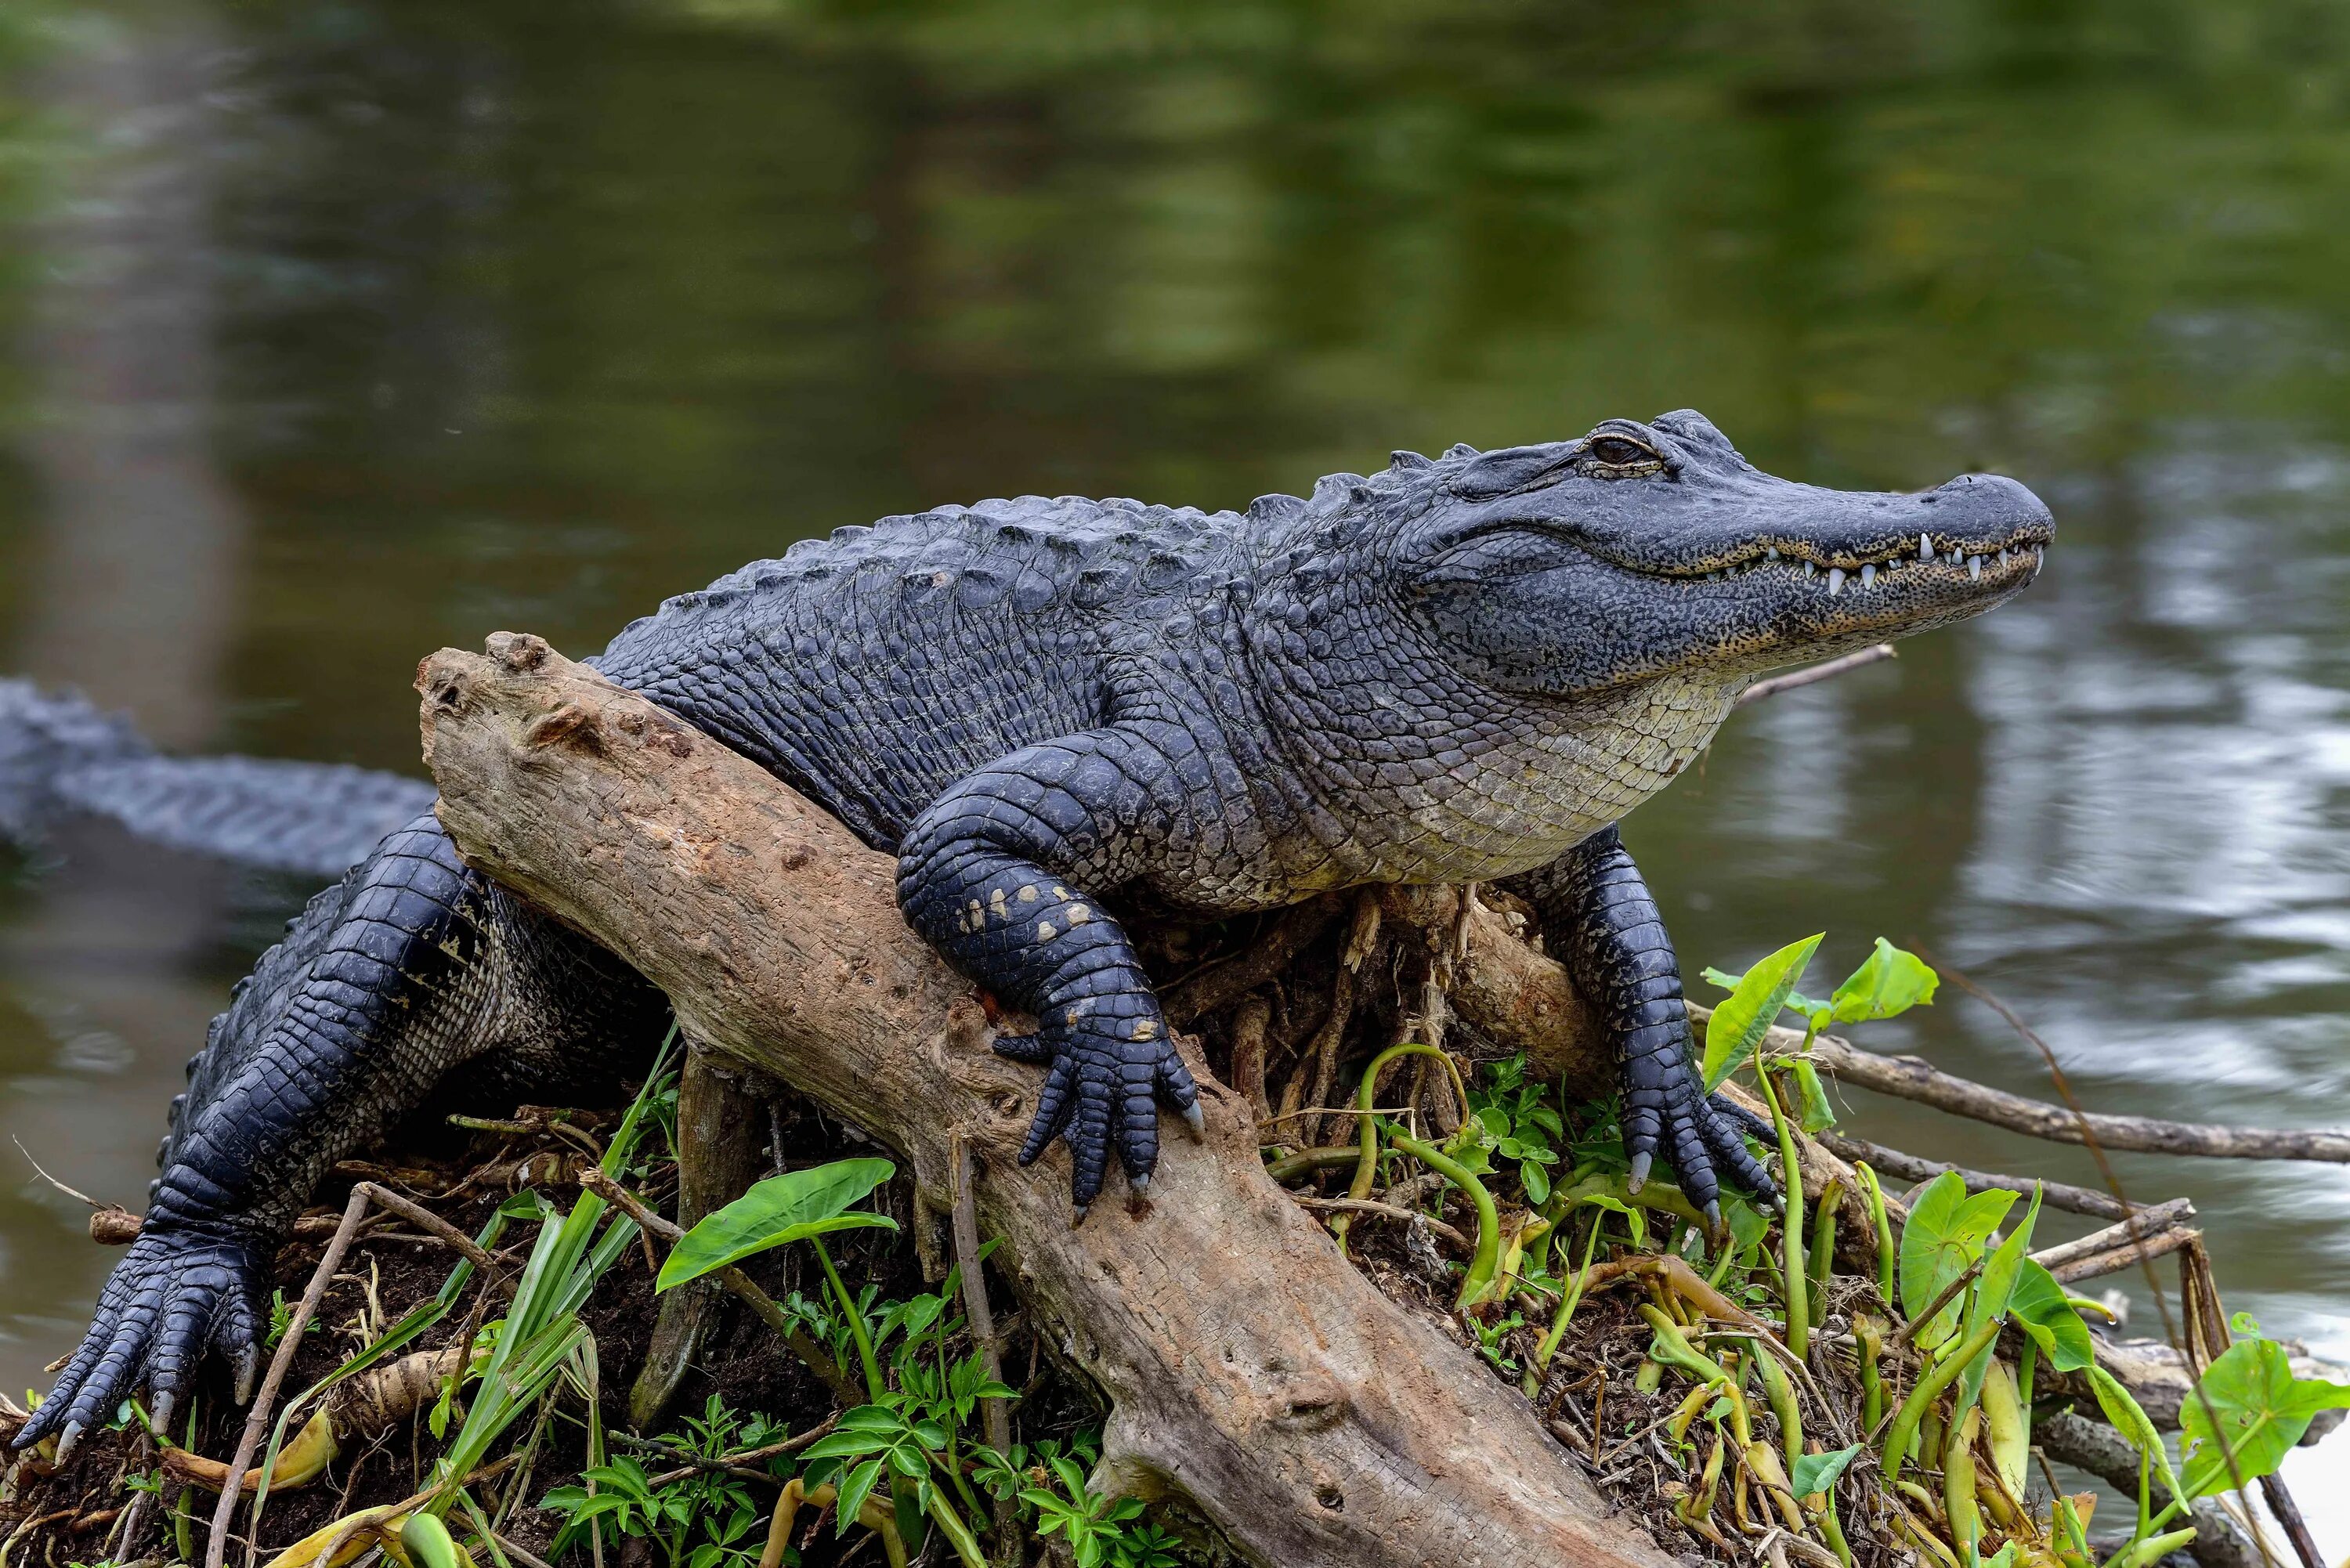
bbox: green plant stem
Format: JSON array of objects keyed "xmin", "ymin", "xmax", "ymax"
[
  {"xmin": 1754, "ymin": 1335, "xmax": 1802, "ymax": 1472},
  {"xmin": 1855, "ymin": 1162, "xmax": 1896, "ymax": 1305},
  {"xmin": 1755, "ymin": 1062, "xmax": 1808, "ymax": 1358},
  {"xmin": 920, "ymin": 1487, "xmax": 988, "ymax": 1568},
  {"xmin": 1336, "ymin": 1045, "xmax": 1470, "ymax": 1255},
  {"xmin": 1387, "ymin": 1128, "xmax": 1501, "ymax": 1309},
  {"xmin": 811, "ymin": 1238, "xmax": 885, "ymax": 1404},
  {"xmin": 1535, "ymin": 1214, "xmax": 1605, "ymax": 1368},
  {"xmin": 1262, "ymin": 1146, "xmax": 1363, "ymax": 1183},
  {"xmin": 1806, "ymin": 1180, "xmax": 1840, "ymax": 1332},
  {"xmin": 1881, "ymin": 1318, "xmax": 2003, "ymax": 1478}
]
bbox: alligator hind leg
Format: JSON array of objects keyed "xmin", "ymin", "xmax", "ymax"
[
  {"xmin": 1504, "ymin": 826, "xmax": 1781, "ymax": 1226},
  {"xmin": 16, "ymin": 813, "xmax": 658, "ymax": 1453}
]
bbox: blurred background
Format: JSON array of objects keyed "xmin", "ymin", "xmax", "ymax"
[{"xmin": 1, "ymin": 0, "xmax": 2346, "ymax": 1542}]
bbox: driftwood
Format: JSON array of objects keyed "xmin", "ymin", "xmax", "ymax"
[{"xmin": 417, "ymin": 634, "xmax": 1673, "ymax": 1568}]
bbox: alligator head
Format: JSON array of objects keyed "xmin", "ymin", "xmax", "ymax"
[{"xmin": 1253, "ymin": 407, "xmax": 2054, "ymax": 700}]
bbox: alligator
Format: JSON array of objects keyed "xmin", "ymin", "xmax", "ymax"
[{"xmin": 16, "ymin": 410, "xmax": 2052, "ymax": 1453}]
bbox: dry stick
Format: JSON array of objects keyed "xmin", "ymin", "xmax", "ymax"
[
  {"xmin": 1925, "ymin": 957, "xmax": 2319, "ymax": 1568},
  {"xmin": 640, "ymin": 1418, "xmax": 842, "ymax": 1488},
  {"xmin": 1730, "ymin": 1007, "xmax": 2350, "ymax": 1163},
  {"xmin": 1228, "ymin": 995, "xmax": 1274, "ymax": 1126},
  {"xmin": 1163, "ymin": 894, "xmax": 1345, "ymax": 1024},
  {"xmin": 1816, "ymin": 1133, "xmax": 2138, "ymax": 1221},
  {"xmin": 1735, "ymin": 644, "xmax": 1897, "ymax": 706},
  {"xmin": 577, "ymin": 1167, "xmax": 863, "ymax": 1407},
  {"xmin": 1288, "ymin": 1196, "xmax": 1471, "ymax": 1250},
  {"xmin": 206, "ymin": 1184, "xmax": 372, "ymax": 1568},
  {"xmin": 2048, "ymin": 1226, "xmax": 2200, "ymax": 1286},
  {"xmin": 2030, "ymin": 1199, "xmax": 2198, "ymax": 1273},
  {"xmin": 353, "ymin": 1183, "xmax": 507, "ymax": 1278},
  {"xmin": 949, "ymin": 1138, "xmax": 1018, "ymax": 1560},
  {"xmin": 1887, "ymin": 1255, "xmax": 1987, "ymax": 1352}
]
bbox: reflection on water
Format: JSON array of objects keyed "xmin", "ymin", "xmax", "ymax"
[{"xmin": 2, "ymin": 0, "xmax": 2348, "ymax": 1535}]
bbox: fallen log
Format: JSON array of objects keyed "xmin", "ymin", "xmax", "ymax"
[{"xmin": 416, "ymin": 634, "xmax": 1672, "ymax": 1568}]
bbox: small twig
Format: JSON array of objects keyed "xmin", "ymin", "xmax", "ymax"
[
  {"xmin": 1736, "ymin": 644, "xmax": 1896, "ymax": 706},
  {"xmin": 1288, "ymin": 1196, "xmax": 1470, "ymax": 1250},
  {"xmin": 613, "ymin": 1415, "xmax": 841, "ymax": 1486},
  {"xmin": 2048, "ymin": 1227, "xmax": 2199, "ymax": 1284},
  {"xmin": 949, "ymin": 1136, "xmax": 1018, "ymax": 1557},
  {"xmin": 11, "ymin": 1137, "xmax": 110, "ymax": 1209},
  {"xmin": 486, "ymin": 1530, "xmax": 559, "ymax": 1568},
  {"xmin": 1706, "ymin": 1000, "xmax": 2350, "ymax": 1163},
  {"xmin": 2030, "ymin": 1198, "xmax": 2196, "ymax": 1273},
  {"xmin": 1816, "ymin": 1133, "xmax": 2142, "ymax": 1221},
  {"xmin": 209, "ymin": 1184, "xmax": 372, "ymax": 1568},
  {"xmin": 350, "ymin": 1183, "xmax": 505, "ymax": 1279},
  {"xmin": 1888, "ymin": 1255, "xmax": 1986, "ymax": 1350}
]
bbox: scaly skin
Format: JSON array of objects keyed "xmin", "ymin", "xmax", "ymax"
[{"xmin": 18, "ymin": 410, "xmax": 2052, "ymax": 1451}]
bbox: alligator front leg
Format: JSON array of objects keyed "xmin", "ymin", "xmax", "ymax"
[
  {"xmin": 897, "ymin": 725, "xmax": 1205, "ymax": 1218},
  {"xmin": 1506, "ymin": 826, "xmax": 1781, "ymax": 1227}
]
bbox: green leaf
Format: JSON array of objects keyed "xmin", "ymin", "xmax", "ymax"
[
  {"xmin": 1957, "ymin": 1187, "xmax": 2041, "ymax": 1406},
  {"xmin": 2180, "ymin": 1335, "xmax": 2350, "ymax": 1498},
  {"xmin": 2009, "ymin": 1259, "xmax": 2096, "ymax": 1372},
  {"xmin": 1828, "ymin": 938, "xmax": 1939, "ymax": 1024},
  {"xmin": 1897, "ymin": 1172, "xmax": 2014, "ymax": 1351},
  {"xmin": 2090, "ymin": 1364, "xmax": 2183, "ymax": 1504},
  {"xmin": 657, "ymin": 1158, "xmax": 898, "ymax": 1291},
  {"xmin": 1700, "ymin": 934, "xmax": 1823, "ymax": 1091},
  {"xmin": 834, "ymin": 1458, "xmax": 884, "ymax": 1537},
  {"xmin": 1791, "ymin": 1442, "xmax": 1864, "ymax": 1501},
  {"xmin": 1522, "ymin": 1161, "xmax": 1551, "ymax": 1205}
]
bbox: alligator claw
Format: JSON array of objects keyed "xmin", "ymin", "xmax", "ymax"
[
  {"xmin": 55, "ymin": 1421, "xmax": 83, "ymax": 1466},
  {"xmin": 1180, "ymin": 1102, "xmax": 1206, "ymax": 1140},
  {"xmin": 1702, "ymin": 1200, "xmax": 1724, "ymax": 1242},
  {"xmin": 1626, "ymin": 1151, "xmax": 1652, "ymax": 1194},
  {"xmin": 15, "ymin": 1225, "xmax": 265, "ymax": 1452}
]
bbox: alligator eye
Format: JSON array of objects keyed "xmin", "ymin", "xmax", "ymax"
[{"xmin": 1581, "ymin": 434, "xmax": 1665, "ymax": 476}]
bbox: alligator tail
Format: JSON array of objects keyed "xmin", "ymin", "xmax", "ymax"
[{"xmin": 0, "ymin": 678, "xmax": 436, "ymax": 877}]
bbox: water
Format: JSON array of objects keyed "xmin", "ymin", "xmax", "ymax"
[{"xmin": 3, "ymin": 0, "xmax": 2348, "ymax": 1537}]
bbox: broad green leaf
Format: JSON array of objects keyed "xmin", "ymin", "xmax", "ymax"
[
  {"xmin": 2091, "ymin": 1364, "xmax": 2182, "ymax": 1504},
  {"xmin": 1700, "ymin": 934, "xmax": 1823, "ymax": 1091},
  {"xmin": 1701, "ymin": 967, "xmax": 1830, "ymax": 1020},
  {"xmin": 656, "ymin": 1158, "xmax": 898, "ymax": 1291},
  {"xmin": 1958, "ymin": 1187, "xmax": 2041, "ymax": 1405},
  {"xmin": 1898, "ymin": 1173, "xmax": 2015, "ymax": 1351},
  {"xmin": 1828, "ymin": 938, "xmax": 1939, "ymax": 1024},
  {"xmin": 1791, "ymin": 1442, "xmax": 1864, "ymax": 1500},
  {"xmin": 2009, "ymin": 1259, "xmax": 2096, "ymax": 1372},
  {"xmin": 2179, "ymin": 1335, "xmax": 2350, "ymax": 1498}
]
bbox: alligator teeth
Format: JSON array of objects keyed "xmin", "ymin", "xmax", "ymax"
[
  {"xmin": 1827, "ymin": 567, "xmax": 1846, "ymax": 595},
  {"xmin": 1860, "ymin": 563, "xmax": 1876, "ymax": 587},
  {"xmin": 1920, "ymin": 533, "xmax": 1933, "ymax": 561},
  {"xmin": 1765, "ymin": 546, "xmax": 1779, "ymax": 560},
  {"xmin": 1968, "ymin": 555, "xmax": 1983, "ymax": 580},
  {"xmin": 1803, "ymin": 561, "xmax": 1817, "ymax": 579}
]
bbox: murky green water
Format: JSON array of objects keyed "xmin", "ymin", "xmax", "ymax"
[{"xmin": 3, "ymin": 0, "xmax": 2348, "ymax": 1534}]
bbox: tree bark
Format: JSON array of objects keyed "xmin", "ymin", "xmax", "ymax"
[{"xmin": 417, "ymin": 634, "xmax": 1672, "ymax": 1568}]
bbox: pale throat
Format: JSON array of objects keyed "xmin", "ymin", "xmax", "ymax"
[{"xmin": 1347, "ymin": 669, "xmax": 1744, "ymax": 886}]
